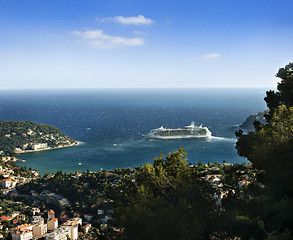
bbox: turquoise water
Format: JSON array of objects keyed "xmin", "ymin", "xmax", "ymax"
[{"xmin": 0, "ymin": 88, "xmax": 267, "ymax": 175}]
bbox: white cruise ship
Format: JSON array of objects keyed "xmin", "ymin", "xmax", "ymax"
[{"xmin": 147, "ymin": 122, "xmax": 212, "ymax": 139}]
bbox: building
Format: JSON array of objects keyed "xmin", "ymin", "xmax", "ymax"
[
  {"xmin": 11, "ymin": 212, "xmax": 20, "ymax": 219},
  {"xmin": 30, "ymin": 208, "xmax": 40, "ymax": 216},
  {"xmin": 238, "ymin": 180, "xmax": 251, "ymax": 188},
  {"xmin": 0, "ymin": 216, "xmax": 12, "ymax": 223},
  {"xmin": 68, "ymin": 218, "xmax": 82, "ymax": 226},
  {"xmin": 1, "ymin": 178, "xmax": 11, "ymax": 189},
  {"xmin": 32, "ymin": 224, "xmax": 47, "ymax": 237},
  {"xmin": 81, "ymin": 224, "xmax": 91, "ymax": 234},
  {"xmin": 31, "ymin": 216, "xmax": 44, "ymax": 226},
  {"xmin": 47, "ymin": 218, "xmax": 58, "ymax": 231},
  {"xmin": 45, "ymin": 228, "xmax": 70, "ymax": 240},
  {"xmin": 62, "ymin": 220, "xmax": 79, "ymax": 240},
  {"xmin": 59, "ymin": 214, "xmax": 68, "ymax": 224},
  {"xmin": 12, "ymin": 224, "xmax": 33, "ymax": 232},
  {"xmin": 32, "ymin": 143, "xmax": 48, "ymax": 150},
  {"xmin": 12, "ymin": 229, "xmax": 33, "ymax": 240},
  {"xmin": 83, "ymin": 214, "xmax": 94, "ymax": 222},
  {"xmin": 11, "ymin": 225, "xmax": 33, "ymax": 240},
  {"xmin": 48, "ymin": 210, "xmax": 55, "ymax": 220}
]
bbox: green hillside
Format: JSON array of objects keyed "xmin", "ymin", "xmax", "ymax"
[{"xmin": 0, "ymin": 121, "xmax": 76, "ymax": 156}]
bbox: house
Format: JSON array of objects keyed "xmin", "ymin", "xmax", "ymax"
[
  {"xmin": 223, "ymin": 163, "xmax": 233, "ymax": 167},
  {"xmin": 213, "ymin": 191, "xmax": 229, "ymax": 206},
  {"xmin": 45, "ymin": 228, "xmax": 70, "ymax": 240},
  {"xmin": 59, "ymin": 214, "xmax": 69, "ymax": 224},
  {"xmin": 97, "ymin": 209, "xmax": 104, "ymax": 215},
  {"xmin": 32, "ymin": 224, "xmax": 47, "ymax": 237},
  {"xmin": 57, "ymin": 198, "xmax": 70, "ymax": 209},
  {"xmin": 30, "ymin": 190, "xmax": 38, "ymax": 197},
  {"xmin": 100, "ymin": 215, "xmax": 113, "ymax": 224},
  {"xmin": 47, "ymin": 218, "xmax": 58, "ymax": 231},
  {"xmin": 31, "ymin": 171, "xmax": 39, "ymax": 178},
  {"xmin": 73, "ymin": 212, "xmax": 82, "ymax": 218},
  {"xmin": 48, "ymin": 210, "xmax": 55, "ymax": 220},
  {"xmin": 1, "ymin": 178, "xmax": 11, "ymax": 189},
  {"xmin": 83, "ymin": 214, "xmax": 94, "ymax": 222},
  {"xmin": 81, "ymin": 224, "xmax": 91, "ymax": 234},
  {"xmin": 204, "ymin": 174, "xmax": 222, "ymax": 183},
  {"xmin": 238, "ymin": 180, "xmax": 251, "ymax": 188},
  {"xmin": 0, "ymin": 216, "xmax": 12, "ymax": 223},
  {"xmin": 100, "ymin": 224, "xmax": 107, "ymax": 231},
  {"xmin": 11, "ymin": 212, "xmax": 20, "ymax": 219},
  {"xmin": 30, "ymin": 208, "xmax": 40, "ymax": 215}
]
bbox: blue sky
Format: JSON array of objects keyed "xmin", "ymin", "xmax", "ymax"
[{"xmin": 0, "ymin": 0, "xmax": 292, "ymax": 89}]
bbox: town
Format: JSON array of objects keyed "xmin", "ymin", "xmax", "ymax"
[{"xmin": 0, "ymin": 154, "xmax": 258, "ymax": 240}]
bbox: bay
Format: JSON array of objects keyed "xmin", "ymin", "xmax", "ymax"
[{"xmin": 0, "ymin": 88, "xmax": 267, "ymax": 175}]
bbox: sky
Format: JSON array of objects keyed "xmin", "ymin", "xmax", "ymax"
[{"xmin": 0, "ymin": 0, "xmax": 292, "ymax": 89}]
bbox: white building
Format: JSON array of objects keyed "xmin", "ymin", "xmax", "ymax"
[
  {"xmin": 32, "ymin": 143, "xmax": 48, "ymax": 150},
  {"xmin": 12, "ymin": 229, "xmax": 33, "ymax": 240},
  {"xmin": 1, "ymin": 178, "xmax": 11, "ymax": 189},
  {"xmin": 31, "ymin": 216, "xmax": 44, "ymax": 225},
  {"xmin": 45, "ymin": 228, "xmax": 70, "ymax": 240},
  {"xmin": 61, "ymin": 220, "xmax": 79, "ymax": 240},
  {"xmin": 11, "ymin": 225, "xmax": 33, "ymax": 240},
  {"xmin": 68, "ymin": 218, "xmax": 82, "ymax": 226},
  {"xmin": 30, "ymin": 208, "xmax": 40, "ymax": 216}
]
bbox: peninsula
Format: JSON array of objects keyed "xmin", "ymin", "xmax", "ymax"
[{"xmin": 0, "ymin": 121, "xmax": 77, "ymax": 156}]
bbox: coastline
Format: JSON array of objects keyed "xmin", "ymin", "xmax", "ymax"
[{"xmin": 15, "ymin": 141, "xmax": 83, "ymax": 155}]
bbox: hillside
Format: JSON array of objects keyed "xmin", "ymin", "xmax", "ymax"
[
  {"xmin": 239, "ymin": 111, "xmax": 268, "ymax": 130},
  {"xmin": 0, "ymin": 121, "xmax": 77, "ymax": 156}
]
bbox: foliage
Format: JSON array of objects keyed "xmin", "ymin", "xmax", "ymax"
[
  {"xmin": 108, "ymin": 148, "xmax": 221, "ymax": 240},
  {"xmin": 0, "ymin": 121, "xmax": 75, "ymax": 155},
  {"xmin": 236, "ymin": 62, "xmax": 293, "ymax": 238},
  {"xmin": 264, "ymin": 62, "xmax": 293, "ymax": 117}
]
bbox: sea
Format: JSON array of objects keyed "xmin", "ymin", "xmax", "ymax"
[{"xmin": 0, "ymin": 88, "xmax": 268, "ymax": 175}]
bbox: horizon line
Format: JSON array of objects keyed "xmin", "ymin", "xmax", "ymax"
[{"xmin": 0, "ymin": 86, "xmax": 276, "ymax": 91}]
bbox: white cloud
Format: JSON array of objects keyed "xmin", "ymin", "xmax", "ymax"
[
  {"xmin": 204, "ymin": 53, "xmax": 221, "ymax": 59},
  {"xmin": 98, "ymin": 15, "xmax": 154, "ymax": 25},
  {"xmin": 70, "ymin": 29, "xmax": 145, "ymax": 49}
]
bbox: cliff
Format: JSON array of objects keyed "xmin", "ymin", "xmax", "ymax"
[{"xmin": 239, "ymin": 111, "xmax": 268, "ymax": 130}]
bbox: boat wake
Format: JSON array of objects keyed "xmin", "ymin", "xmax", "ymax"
[{"xmin": 210, "ymin": 136, "xmax": 237, "ymax": 142}]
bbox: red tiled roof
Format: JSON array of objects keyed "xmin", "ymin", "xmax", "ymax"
[
  {"xmin": 0, "ymin": 216, "xmax": 12, "ymax": 222},
  {"xmin": 1, "ymin": 179, "xmax": 11, "ymax": 181}
]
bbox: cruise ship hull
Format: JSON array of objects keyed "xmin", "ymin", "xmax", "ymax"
[{"xmin": 146, "ymin": 123, "xmax": 212, "ymax": 140}]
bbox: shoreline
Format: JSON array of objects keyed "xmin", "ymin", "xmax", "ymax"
[{"xmin": 15, "ymin": 141, "xmax": 83, "ymax": 155}]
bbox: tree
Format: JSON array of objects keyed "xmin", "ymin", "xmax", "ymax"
[
  {"xmin": 264, "ymin": 62, "xmax": 293, "ymax": 117},
  {"xmin": 107, "ymin": 148, "xmax": 217, "ymax": 240},
  {"xmin": 236, "ymin": 62, "xmax": 293, "ymax": 238}
]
